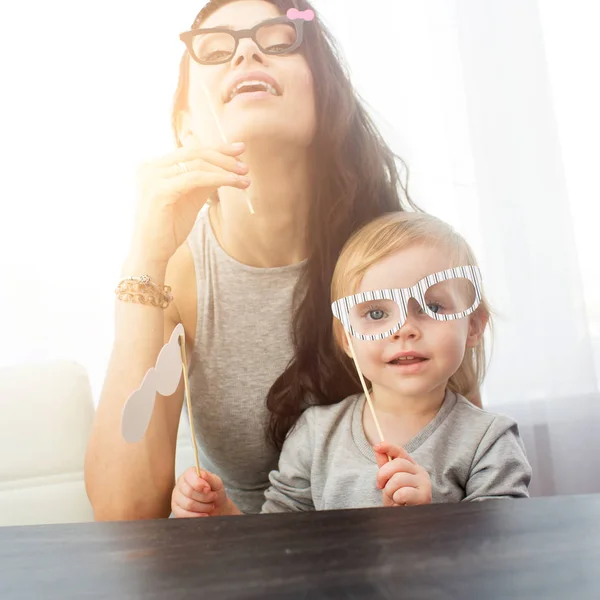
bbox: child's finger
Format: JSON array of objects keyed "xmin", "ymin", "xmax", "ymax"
[
  {"xmin": 376, "ymin": 458, "xmax": 419, "ymax": 490},
  {"xmin": 391, "ymin": 486, "xmax": 422, "ymax": 507},
  {"xmin": 178, "ymin": 476, "xmax": 217, "ymax": 504},
  {"xmin": 172, "ymin": 488, "xmax": 215, "ymax": 515},
  {"xmin": 172, "ymin": 504, "xmax": 211, "ymax": 519},
  {"xmin": 382, "ymin": 472, "xmax": 419, "ymax": 497},
  {"xmin": 183, "ymin": 468, "xmax": 212, "ymax": 494},
  {"xmin": 373, "ymin": 441, "xmax": 416, "ymax": 464},
  {"xmin": 200, "ymin": 470, "xmax": 225, "ymax": 494},
  {"xmin": 374, "ymin": 449, "xmax": 390, "ymax": 470}
]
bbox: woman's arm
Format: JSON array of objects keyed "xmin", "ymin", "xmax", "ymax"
[
  {"xmin": 84, "ymin": 141, "xmax": 250, "ymax": 521},
  {"xmin": 84, "ymin": 252, "xmax": 187, "ymax": 521}
]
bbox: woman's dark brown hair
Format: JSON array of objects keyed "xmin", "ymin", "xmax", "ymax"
[{"xmin": 172, "ymin": 0, "xmax": 415, "ymax": 450}]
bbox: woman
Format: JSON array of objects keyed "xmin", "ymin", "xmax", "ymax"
[{"xmin": 84, "ymin": 0, "xmax": 415, "ymax": 519}]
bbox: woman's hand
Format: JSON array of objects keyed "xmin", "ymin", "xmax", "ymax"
[
  {"xmin": 171, "ymin": 467, "xmax": 240, "ymax": 517},
  {"xmin": 374, "ymin": 442, "xmax": 432, "ymax": 507},
  {"xmin": 131, "ymin": 141, "xmax": 251, "ymax": 264}
]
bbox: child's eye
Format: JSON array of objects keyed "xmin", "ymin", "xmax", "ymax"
[
  {"xmin": 367, "ymin": 309, "xmax": 387, "ymax": 321},
  {"xmin": 359, "ymin": 304, "xmax": 389, "ymax": 321},
  {"xmin": 427, "ymin": 302, "xmax": 443, "ymax": 314}
]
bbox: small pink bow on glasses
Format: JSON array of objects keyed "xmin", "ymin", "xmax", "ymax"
[{"xmin": 287, "ymin": 8, "xmax": 315, "ymax": 21}]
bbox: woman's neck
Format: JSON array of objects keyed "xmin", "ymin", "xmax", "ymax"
[{"xmin": 211, "ymin": 145, "xmax": 312, "ymax": 268}]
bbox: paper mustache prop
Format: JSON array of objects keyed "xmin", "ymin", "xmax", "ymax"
[{"xmin": 121, "ymin": 323, "xmax": 201, "ymax": 476}]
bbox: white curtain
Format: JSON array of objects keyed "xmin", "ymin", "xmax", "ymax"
[{"xmin": 1, "ymin": 1, "xmax": 598, "ymax": 497}]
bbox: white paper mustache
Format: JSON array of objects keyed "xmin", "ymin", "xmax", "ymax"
[{"xmin": 121, "ymin": 323, "xmax": 185, "ymax": 443}]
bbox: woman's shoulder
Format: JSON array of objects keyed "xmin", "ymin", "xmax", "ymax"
[
  {"xmin": 163, "ymin": 209, "xmax": 215, "ymax": 338},
  {"xmin": 164, "ymin": 229, "xmax": 199, "ymax": 345},
  {"xmin": 183, "ymin": 207, "xmax": 212, "ymax": 263}
]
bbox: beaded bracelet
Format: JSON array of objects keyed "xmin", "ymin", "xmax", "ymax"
[{"xmin": 115, "ymin": 275, "xmax": 173, "ymax": 309}]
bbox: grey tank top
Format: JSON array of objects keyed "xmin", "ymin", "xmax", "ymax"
[{"xmin": 185, "ymin": 209, "xmax": 305, "ymax": 514}]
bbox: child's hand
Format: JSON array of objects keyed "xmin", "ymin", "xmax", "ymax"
[
  {"xmin": 374, "ymin": 441, "xmax": 432, "ymax": 507},
  {"xmin": 171, "ymin": 467, "xmax": 239, "ymax": 517}
]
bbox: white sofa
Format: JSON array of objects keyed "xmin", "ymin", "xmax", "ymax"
[
  {"xmin": 0, "ymin": 360, "xmax": 195, "ymax": 527},
  {"xmin": 0, "ymin": 361, "xmax": 95, "ymax": 526}
]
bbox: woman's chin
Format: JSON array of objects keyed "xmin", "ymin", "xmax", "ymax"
[
  {"xmin": 224, "ymin": 124, "xmax": 313, "ymax": 151},
  {"xmin": 223, "ymin": 109, "xmax": 313, "ymax": 140}
]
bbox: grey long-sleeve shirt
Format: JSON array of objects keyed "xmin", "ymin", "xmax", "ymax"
[{"xmin": 262, "ymin": 390, "xmax": 532, "ymax": 513}]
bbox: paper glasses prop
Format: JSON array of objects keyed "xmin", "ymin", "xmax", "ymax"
[
  {"xmin": 332, "ymin": 265, "xmax": 483, "ymax": 442},
  {"xmin": 179, "ymin": 9, "xmax": 315, "ymax": 216},
  {"xmin": 121, "ymin": 323, "xmax": 202, "ymax": 476}
]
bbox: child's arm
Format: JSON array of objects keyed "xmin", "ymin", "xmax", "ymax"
[
  {"xmin": 465, "ymin": 416, "xmax": 532, "ymax": 501},
  {"xmin": 261, "ymin": 410, "xmax": 315, "ymax": 513},
  {"xmin": 171, "ymin": 467, "xmax": 242, "ymax": 517}
]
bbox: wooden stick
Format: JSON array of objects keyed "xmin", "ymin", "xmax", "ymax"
[
  {"xmin": 200, "ymin": 82, "xmax": 255, "ymax": 215},
  {"xmin": 344, "ymin": 329, "xmax": 386, "ymax": 443},
  {"xmin": 179, "ymin": 335, "xmax": 201, "ymax": 477}
]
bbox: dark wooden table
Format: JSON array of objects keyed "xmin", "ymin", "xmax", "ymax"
[{"xmin": 2, "ymin": 494, "xmax": 600, "ymax": 599}]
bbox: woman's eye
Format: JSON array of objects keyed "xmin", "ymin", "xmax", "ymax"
[
  {"xmin": 427, "ymin": 303, "xmax": 442, "ymax": 314},
  {"xmin": 266, "ymin": 43, "xmax": 290, "ymax": 52},
  {"xmin": 207, "ymin": 50, "xmax": 229, "ymax": 60}
]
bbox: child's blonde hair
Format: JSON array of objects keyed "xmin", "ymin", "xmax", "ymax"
[{"xmin": 331, "ymin": 211, "xmax": 492, "ymax": 402}]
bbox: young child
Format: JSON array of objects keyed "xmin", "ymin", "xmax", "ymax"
[{"xmin": 171, "ymin": 212, "xmax": 531, "ymax": 517}]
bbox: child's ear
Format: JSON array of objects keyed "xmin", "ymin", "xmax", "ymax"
[
  {"xmin": 342, "ymin": 338, "xmax": 353, "ymax": 359},
  {"xmin": 333, "ymin": 323, "xmax": 353, "ymax": 358},
  {"xmin": 466, "ymin": 310, "xmax": 488, "ymax": 348},
  {"xmin": 338, "ymin": 332, "xmax": 352, "ymax": 359}
]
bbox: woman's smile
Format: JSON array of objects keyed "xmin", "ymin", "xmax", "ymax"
[{"xmin": 224, "ymin": 71, "xmax": 282, "ymax": 103}]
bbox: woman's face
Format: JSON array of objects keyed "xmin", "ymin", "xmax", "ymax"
[{"xmin": 183, "ymin": 0, "xmax": 317, "ymax": 150}]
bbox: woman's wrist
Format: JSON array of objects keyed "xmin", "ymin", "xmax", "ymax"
[{"xmin": 121, "ymin": 253, "xmax": 169, "ymax": 285}]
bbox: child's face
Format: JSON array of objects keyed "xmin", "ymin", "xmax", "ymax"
[{"xmin": 344, "ymin": 243, "xmax": 484, "ymax": 399}]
